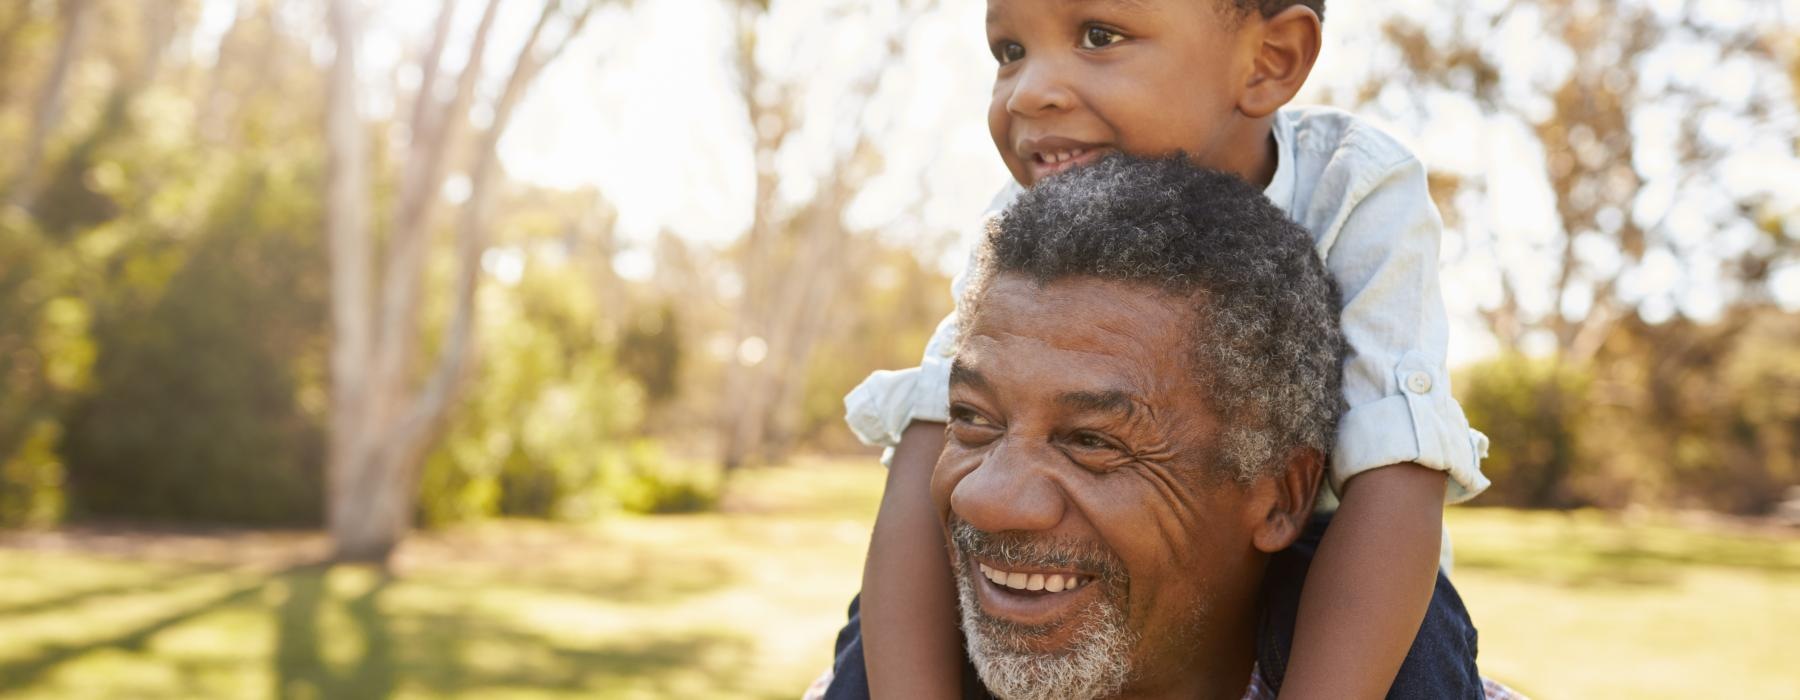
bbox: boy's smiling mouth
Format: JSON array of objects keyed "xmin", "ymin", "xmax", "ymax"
[{"xmin": 1020, "ymin": 137, "xmax": 1110, "ymax": 181}]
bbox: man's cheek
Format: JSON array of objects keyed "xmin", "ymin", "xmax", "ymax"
[{"xmin": 930, "ymin": 446, "xmax": 983, "ymax": 516}]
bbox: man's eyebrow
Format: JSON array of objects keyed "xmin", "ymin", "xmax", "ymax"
[
  {"xmin": 1058, "ymin": 389, "xmax": 1137, "ymax": 418},
  {"xmin": 949, "ymin": 360, "xmax": 991, "ymax": 391}
]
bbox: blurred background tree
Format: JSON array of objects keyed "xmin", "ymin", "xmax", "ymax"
[{"xmin": 1343, "ymin": 0, "xmax": 1800, "ymax": 509}]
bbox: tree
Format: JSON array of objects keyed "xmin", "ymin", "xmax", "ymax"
[
  {"xmin": 718, "ymin": 0, "xmax": 936, "ymax": 470},
  {"xmin": 1350, "ymin": 0, "xmax": 1798, "ymax": 509},
  {"xmin": 1361, "ymin": 0, "xmax": 1796, "ymax": 365},
  {"xmin": 4, "ymin": 0, "xmax": 91, "ymax": 209},
  {"xmin": 323, "ymin": 0, "xmax": 600, "ymax": 563}
]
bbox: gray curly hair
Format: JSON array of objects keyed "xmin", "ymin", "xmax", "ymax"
[{"xmin": 962, "ymin": 153, "xmax": 1346, "ymax": 481}]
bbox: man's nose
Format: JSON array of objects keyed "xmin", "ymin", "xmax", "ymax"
[
  {"xmin": 1005, "ymin": 57, "xmax": 1075, "ymax": 116},
  {"xmin": 950, "ymin": 437, "xmax": 1066, "ymax": 534}
]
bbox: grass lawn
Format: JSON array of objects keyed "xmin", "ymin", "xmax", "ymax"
[{"xmin": 1, "ymin": 458, "xmax": 1796, "ymax": 699}]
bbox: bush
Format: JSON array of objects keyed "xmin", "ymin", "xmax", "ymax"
[
  {"xmin": 0, "ymin": 420, "xmax": 66, "ymax": 527},
  {"xmin": 1456, "ymin": 354, "xmax": 1590, "ymax": 508},
  {"xmin": 609, "ymin": 441, "xmax": 721, "ymax": 514},
  {"xmin": 57, "ymin": 170, "xmax": 327, "ymax": 526}
]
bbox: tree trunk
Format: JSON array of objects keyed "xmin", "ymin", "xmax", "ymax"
[
  {"xmin": 7, "ymin": 0, "xmax": 91, "ymax": 209},
  {"xmin": 323, "ymin": 0, "xmax": 595, "ymax": 565},
  {"xmin": 324, "ymin": 0, "xmax": 380, "ymax": 563}
]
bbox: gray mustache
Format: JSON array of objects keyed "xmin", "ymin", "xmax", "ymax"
[{"xmin": 948, "ymin": 517, "xmax": 1128, "ymax": 586}]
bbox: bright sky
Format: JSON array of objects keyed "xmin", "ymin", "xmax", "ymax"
[{"xmin": 197, "ymin": 0, "xmax": 1800, "ymax": 367}]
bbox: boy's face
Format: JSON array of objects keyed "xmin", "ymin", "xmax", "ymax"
[{"xmin": 987, "ymin": 0, "xmax": 1262, "ymax": 187}]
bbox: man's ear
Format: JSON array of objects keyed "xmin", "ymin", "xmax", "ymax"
[
  {"xmin": 1239, "ymin": 6, "xmax": 1322, "ymax": 119},
  {"xmin": 1247, "ymin": 447, "xmax": 1324, "ymax": 553}
]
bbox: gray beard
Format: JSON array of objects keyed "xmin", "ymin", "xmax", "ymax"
[{"xmin": 951, "ymin": 548, "xmax": 1137, "ymax": 700}]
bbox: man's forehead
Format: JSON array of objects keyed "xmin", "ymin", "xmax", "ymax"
[
  {"xmin": 967, "ymin": 274, "xmax": 1195, "ymax": 345},
  {"xmin": 956, "ymin": 274, "xmax": 1202, "ymax": 403}
]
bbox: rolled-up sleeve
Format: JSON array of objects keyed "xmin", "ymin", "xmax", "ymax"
[
  {"xmin": 844, "ymin": 188, "xmax": 1019, "ymax": 457},
  {"xmin": 843, "ymin": 309, "xmax": 960, "ymax": 449},
  {"xmin": 1321, "ymin": 150, "xmax": 1490, "ymax": 504}
]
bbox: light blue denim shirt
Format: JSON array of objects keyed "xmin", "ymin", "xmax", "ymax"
[{"xmin": 845, "ymin": 106, "xmax": 1491, "ymax": 515}]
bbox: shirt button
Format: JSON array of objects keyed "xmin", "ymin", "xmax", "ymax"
[{"xmin": 1405, "ymin": 371, "xmax": 1433, "ymax": 394}]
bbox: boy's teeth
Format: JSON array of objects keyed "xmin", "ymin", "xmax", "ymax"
[{"xmin": 977, "ymin": 563, "xmax": 1086, "ymax": 592}]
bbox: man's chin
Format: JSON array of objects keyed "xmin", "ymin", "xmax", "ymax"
[
  {"xmin": 955, "ymin": 567, "xmax": 1136, "ymax": 700},
  {"xmin": 964, "ymin": 569, "xmax": 1108, "ymax": 648}
]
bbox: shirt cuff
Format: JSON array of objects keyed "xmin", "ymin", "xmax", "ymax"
[
  {"xmin": 1330, "ymin": 353, "xmax": 1492, "ymax": 504},
  {"xmin": 843, "ymin": 358, "xmax": 953, "ymax": 452}
]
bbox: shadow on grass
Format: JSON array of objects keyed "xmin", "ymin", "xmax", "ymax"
[
  {"xmin": 274, "ymin": 565, "xmax": 395, "ymax": 700},
  {"xmin": 414, "ymin": 550, "xmax": 740, "ymax": 607},
  {"xmin": 0, "ymin": 569, "xmax": 277, "ymax": 688},
  {"xmin": 1454, "ymin": 518, "xmax": 1800, "ymax": 589},
  {"xmin": 273, "ymin": 564, "xmax": 756, "ymax": 698},
  {"xmin": 2, "ymin": 561, "xmax": 761, "ymax": 698},
  {"xmin": 0, "ymin": 564, "xmax": 230, "ymax": 618}
]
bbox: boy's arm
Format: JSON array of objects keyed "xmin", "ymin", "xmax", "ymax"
[
  {"xmin": 1278, "ymin": 464, "xmax": 1444, "ymax": 699},
  {"xmin": 1278, "ymin": 136, "xmax": 1488, "ymax": 698},
  {"xmin": 847, "ymin": 191, "xmax": 1017, "ymax": 698},
  {"xmin": 860, "ymin": 421, "xmax": 963, "ymax": 699}
]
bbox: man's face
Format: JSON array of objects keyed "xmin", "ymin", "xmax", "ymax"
[
  {"xmin": 933, "ymin": 274, "xmax": 1269, "ymax": 699},
  {"xmin": 986, "ymin": 0, "xmax": 1258, "ymax": 187}
]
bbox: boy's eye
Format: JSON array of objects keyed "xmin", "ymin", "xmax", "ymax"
[
  {"xmin": 1080, "ymin": 26, "xmax": 1125, "ymax": 49},
  {"xmin": 995, "ymin": 42, "xmax": 1025, "ymax": 64}
]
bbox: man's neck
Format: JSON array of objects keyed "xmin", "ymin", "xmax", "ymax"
[{"xmin": 1115, "ymin": 618, "xmax": 1261, "ymax": 700}]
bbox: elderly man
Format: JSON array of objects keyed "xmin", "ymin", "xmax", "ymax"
[
  {"xmin": 932, "ymin": 153, "xmax": 1341, "ymax": 700},
  {"xmin": 811, "ymin": 155, "xmax": 1511, "ymax": 700}
]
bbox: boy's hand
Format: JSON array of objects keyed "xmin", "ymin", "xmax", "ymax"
[
  {"xmin": 1278, "ymin": 463, "xmax": 1445, "ymax": 700},
  {"xmin": 861, "ymin": 421, "xmax": 963, "ymax": 699}
]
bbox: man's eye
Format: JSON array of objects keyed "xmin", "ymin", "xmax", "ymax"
[
  {"xmin": 1071, "ymin": 432, "xmax": 1116, "ymax": 450},
  {"xmin": 1080, "ymin": 26, "xmax": 1124, "ymax": 49},
  {"xmin": 995, "ymin": 42, "xmax": 1025, "ymax": 64},
  {"xmin": 950, "ymin": 405, "xmax": 995, "ymax": 428}
]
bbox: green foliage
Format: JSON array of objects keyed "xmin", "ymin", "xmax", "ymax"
[
  {"xmin": 616, "ymin": 303, "xmax": 684, "ymax": 411},
  {"xmin": 1581, "ymin": 313, "xmax": 1800, "ymax": 514},
  {"xmin": 0, "ymin": 420, "xmax": 64, "ymax": 527},
  {"xmin": 609, "ymin": 442, "xmax": 721, "ymax": 514},
  {"xmin": 57, "ymin": 166, "xmax": 328, "ymax": 526},
  {"xmin": 419, "ymin": 259, "xmax": 663, "ymax": 525},
  {"xmin": 0, "ymin": 212, "xmax": 87, "ymax": 527},
  {"xmin": 1456, "ymin": 354, "xmax": 1591, "ymax": 508}
]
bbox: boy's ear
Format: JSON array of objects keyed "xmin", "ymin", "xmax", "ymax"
[
  {"xmin": 1247, "ymin": 446, "xmax": 1324, "ymax": 554},
  {"xmin": 1239, "ymin": 6, "xmax": 1322, "ymax": 119}
]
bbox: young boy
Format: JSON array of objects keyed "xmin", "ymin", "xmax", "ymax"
[{"xmin": 834, "ymin": 0, "xmax": 1490, "ymax": 697}]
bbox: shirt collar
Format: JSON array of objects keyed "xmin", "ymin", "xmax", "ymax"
[{"xmin": 1261, "ymin": 110, "xmax": 1298, "ymax": 216}]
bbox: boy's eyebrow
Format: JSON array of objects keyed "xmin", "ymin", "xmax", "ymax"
[{"xmin": 988, "ymin": 0, "xmax": 1155, "ymax": 24}]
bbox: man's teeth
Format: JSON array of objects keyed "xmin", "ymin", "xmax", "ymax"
[
  {"xmin": 1040, "ymin": 148, "xmax": 1086, "ymax": 164},
  {"xmin": 978, "ymin": 562, "xmax": 1088, "ymax": 592}
]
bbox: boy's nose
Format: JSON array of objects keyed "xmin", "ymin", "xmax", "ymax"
[
  {"xmin": 1005, "ymin": 59, "xmax": 1074, "ymax": 116},
  {"xmin": 949, "ymin": 437, "xmax": 1066, "ymax": 535}
]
